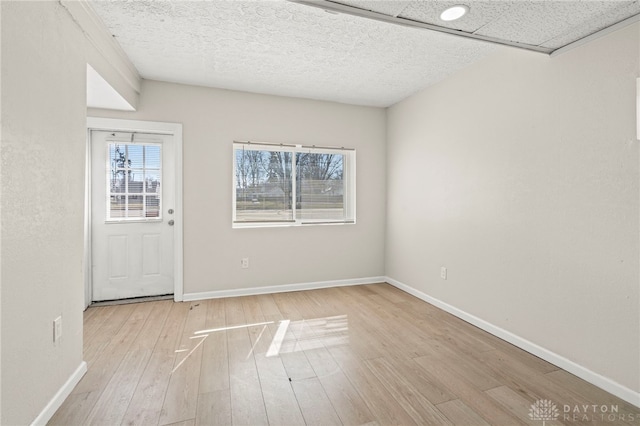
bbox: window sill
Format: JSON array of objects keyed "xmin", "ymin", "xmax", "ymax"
[{"xmin": 232, "ymin": 220, "xmax": 355, "ymax": 229}]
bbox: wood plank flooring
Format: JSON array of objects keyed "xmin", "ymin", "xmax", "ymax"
[{"xmin": 50, "ymin": 283, "xmax": 639, "ymax": 425}]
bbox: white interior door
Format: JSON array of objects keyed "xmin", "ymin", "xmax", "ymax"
[{"xmin": 91, "ymin": 130, "xmax": 175, "ymax": 301}]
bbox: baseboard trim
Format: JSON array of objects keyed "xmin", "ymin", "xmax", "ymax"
[
  {"xmin": 183, "ymin": 276, "xmax": 387, "ymax": 301},
  {"xmin": 385, "ymin": 276, "xmax": 640, "ymax": 409},
  {"xmin": 31, "ymin": 361, "xmax": 88, "ymax": 426}
]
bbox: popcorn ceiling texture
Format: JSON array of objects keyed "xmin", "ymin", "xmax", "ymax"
[
  {"xmin": 89, "ymin": 0, "xmax": 497, "ymax": 107},
  {"xmin": 89, "ymin": 0, "xmax": 640, "ymax": 107},
  {"xmin": 342, "ymin": 0, "xmax": 640, "ymax": 48}
]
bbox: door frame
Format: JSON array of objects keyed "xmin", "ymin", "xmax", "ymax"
[{"xmin": 85, "ymin": 117, "xmax": 184, "ymax": 307}]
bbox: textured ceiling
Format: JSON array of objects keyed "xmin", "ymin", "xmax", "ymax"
[
  {"xmin": 89, "ymin": 0, "xmax": 640, "ymax": 107},
  {"xmin": 332, "ymin": 0, "xmax": 640, "ymax": 49}
]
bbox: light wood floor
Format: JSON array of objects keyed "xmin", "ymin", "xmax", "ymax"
[{"xmin": 50, "ymin": 283, "xmax": 638, "ymax": 425}]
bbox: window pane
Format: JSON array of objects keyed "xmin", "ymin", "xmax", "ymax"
[
  {"xmin": 109, "ymin": 144, "xmax": 127, "ymax": 169},
  {"xmin": 127, "ymin": 144, "xmax": 144, "ymax": 169},
  {"xmin": 129, "ymin": 169, "xmax": 144, "ymax": 193},
  {"xmin": 297, "ymin": 153, "xmax": 344, "ymax": 221},
  {"xmin": 110, "ymin": 170, "xmax": 127, "ymax": 193},
  {"xmin": 145, "ymin": 171, "xmax": 161, "ymax": 193},
  {"xmin": 109, "ymin": 195, "xmax": 126, "ymax": 218},
  {"xmin": 145, "ymin": 145, "xmax": 161, "ymax": 169},
  {"xmin": 235, "ymin": 149, "xmax": 293, "ymax": 221},
  {"xmin": 110, "ymin": 144, "xmax": 128, "ymax": 193},
  {"xmin": 146, "ymin": 196, "xmax": 160, "ymax": 218},
  {"xmin": 127, "ymin": 195, "xmax": 144, "ymax": 218}
]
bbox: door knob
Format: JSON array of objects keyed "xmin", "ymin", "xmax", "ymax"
[{"xmin": 168, "ymin": 220, "xmax": 175, "ymax": 226}]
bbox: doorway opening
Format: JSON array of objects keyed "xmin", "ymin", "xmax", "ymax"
[{"xmin": 85, "ymin": 118, "xmax": 183, "ymax": 308}]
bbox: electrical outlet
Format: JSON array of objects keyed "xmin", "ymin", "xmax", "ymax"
[
  {"xmin": 241, "ymin": 258, "xmax": 249, "ymax": 269},
  {"xmin": 440, "ymin": 266, "xmax": 447, "ymax": 280},
  {"xmin": 53, "ymin": 316, "xmax": 62, "ymax": 343}
]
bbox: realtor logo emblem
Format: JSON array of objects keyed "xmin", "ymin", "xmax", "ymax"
[{"xmin": 530, "ymin": 399, "xmax": 560, "ymax": 425}]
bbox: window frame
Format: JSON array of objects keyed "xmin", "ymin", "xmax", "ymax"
[{"xmin": 232, "ymin": 141, "xmax": 356, "ymax": 228}]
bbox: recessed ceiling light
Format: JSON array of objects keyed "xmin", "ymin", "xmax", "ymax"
[{"xmin": 440, "ymin": 5, "xmax": 469, "ymax": 21}]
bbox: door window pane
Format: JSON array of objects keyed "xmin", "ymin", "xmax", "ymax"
[
  {"xmin": 127, "ymin": 195, "xmax": 144, "ymax": 218},
  {"xmin": 110, "ymin": 195, "xmax": 126, "ymax": 218},
  {"xmin": 127, "ymin": 144, "xmax": 144, "ymax": 168},
  {"xmin": 129, "ymin": 171, "xmax": 144, "ymax": 193},
  {"xmin": 107, "ymin": 143, "xmax": 162, "ymax": 221},
  {"xmin": 146, "ymin": 196, "xmax": 160, "ymax": 218}
]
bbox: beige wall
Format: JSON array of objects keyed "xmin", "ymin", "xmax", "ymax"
[
  {"xmin": 386, "ymin": 23, "xmax": 640, "ymax": 393},
  {"xmin": 89, "ymin": 80, "xmax": 387, "ymax": 295},
  {"xmin": 1, "ymin": 2, "xmax": 87, "ymax": 424}
]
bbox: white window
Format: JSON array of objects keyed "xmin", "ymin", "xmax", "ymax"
[
  {"xmin": 107, "ymin": 142, "xmax": 162, "ymax": 221},
  {"xmin": 233, "ymin": 141, "xmax": 356, "ymax": 227}
]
